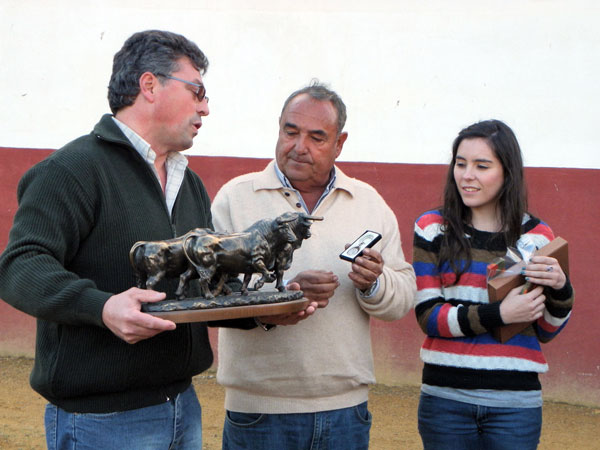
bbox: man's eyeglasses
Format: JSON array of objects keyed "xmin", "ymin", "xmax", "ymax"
[{"xmin": 160, "ymin": 74, "xmax": 209, "ymax": 103}]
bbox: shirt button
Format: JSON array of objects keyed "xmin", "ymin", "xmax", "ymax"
[
  {"xmin": 284, "ymin": 192, "xmax": 290, "ymax": 197},
  {"xmin": 296, "ymin": 203, "xmax": 302, "ymax": 208}
]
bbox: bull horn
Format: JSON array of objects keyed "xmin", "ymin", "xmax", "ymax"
[
  {"xmin": 277, "ymin": 216, "xmax": 296, "ymax": 224},
  {"xmin": 305, "ymin": 215, "xmax": 324, "ymax": 221}
]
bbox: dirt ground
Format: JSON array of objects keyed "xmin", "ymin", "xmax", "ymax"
[{"xmin": 1, "ymin": 357, "xmax": 598, "ymax": 450}]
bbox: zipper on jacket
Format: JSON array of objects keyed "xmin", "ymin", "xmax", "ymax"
[{"xmin": 96, "ymin": 131, "xmax": 174, "ymax": 231}]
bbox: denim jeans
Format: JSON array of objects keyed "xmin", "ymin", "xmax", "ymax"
[
  {"xmin": 44, "ymin": 384, "xmax": 202, "ymax": 450},
  {"xmin": 418, "ymin": 392, "xmax": 542, "ymax": 450},
  {"xmin": 222, "ymin": 402, "xmax": 371, "ymax": 450}
]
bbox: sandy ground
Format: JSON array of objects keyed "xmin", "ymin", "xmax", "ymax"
[{"xmin": 1, "ymin": 356, "xmax": 598, "ymax": 449}]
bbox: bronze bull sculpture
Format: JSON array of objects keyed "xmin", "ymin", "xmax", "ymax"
[
  {"xmin": 183, "ymin": 212, "xmax": 323, "ymax": 297},
  {"xmin": 129, "ymin": 228, "xmax": 206, "ymax": 299},
  {"xmin": 129, "ymin": 212, "xmax": 322, "ymax": 299}
]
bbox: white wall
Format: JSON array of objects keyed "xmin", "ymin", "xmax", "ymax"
[{"xmin": 1, "ymin": 0, "xmax": 599, "ymax": 168}]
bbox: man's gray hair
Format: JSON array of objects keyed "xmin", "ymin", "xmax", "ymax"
[{"xmin": 280, "ymin": 80, "xmax": 347, "ymax": 135}]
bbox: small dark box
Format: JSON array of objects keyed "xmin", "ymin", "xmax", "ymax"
[{"xmin": 487, "ymin": 237, "xmax": 569, "ymax": 342}]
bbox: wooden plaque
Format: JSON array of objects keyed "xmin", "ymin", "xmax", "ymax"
[
  {"xmin": 487, "ymin": 237, "xmax": 569, "ymax": 342},
  {"xmin": 145, "ymin": 298, "xmax": 310, "ymax": 323}
]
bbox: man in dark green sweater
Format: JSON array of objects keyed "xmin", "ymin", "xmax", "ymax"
[{"xmin": 0, "ymin": 30, "xmax": 243, "ymax": 449}]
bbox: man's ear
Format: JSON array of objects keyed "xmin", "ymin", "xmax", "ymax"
[
  {"xmin": 139, "ymin": 72, "xmax": 158, "ymax": 102},
  {"xmin": 335, "ymin": 131, "xmax": 348, "ymax": 158}
]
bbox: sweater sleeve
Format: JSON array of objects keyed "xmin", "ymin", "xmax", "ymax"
[
  {"xmin": 413, "ymin": 211, "xmax": 504, "ymax": 338},
  {"xmin": 0, "ymin": 160, "xmax": 110, "ymax": 327},
  {"xmin": 355, "ymin": 201, "xmax": 416, "ymax": 321},
  {"xmin": 535, "ymin": 276, "xmax": 574, "ymax": 343},
  {"xmin": 522, "ymin": 220, "xmax": 575, "ymax": 343}
]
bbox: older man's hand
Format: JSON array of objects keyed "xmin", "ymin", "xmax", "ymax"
[{"xmin": 347, "ymin": 247, "xmax": 383, "ymax": 292}]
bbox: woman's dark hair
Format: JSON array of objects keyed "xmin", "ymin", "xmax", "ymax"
[
  {"xmin": 439, "ymin": 119, "xmax": 528, "ymax": 277},
  {"xmin": 108, "ymin": 30, "xmax": 209, "ymax": 114}
]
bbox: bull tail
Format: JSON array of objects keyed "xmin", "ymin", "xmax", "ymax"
[
  {"xmin": 128, "ymin": 241, "xmax": 145, "ymax": 269},
  {"xmin": 182, "ymin": 235, "xmax": 214, "ymax": 279},
  {"xmin": 182, "ymin": 234, "xmax": 196, "ymax": 263}
]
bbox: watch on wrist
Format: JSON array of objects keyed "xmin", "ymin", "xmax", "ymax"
[
  {"xmin": 254, "ymin": 317, "xmax": 277, "ymax": 331},
  {"xmin": 360, "ymin": 283, "xmax": 376, "ymax": 297}
]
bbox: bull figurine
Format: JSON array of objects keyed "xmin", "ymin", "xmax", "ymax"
[
  {"xmin": 252, "ymin": 212, "xmax": 322, "ymax": 291},
  {"xmin": 183, "ymin": 212, "xmax": 323, "ymax": 297},
  {"xmin": 129, "ymin": 212, "xmax": 322, "ymax": 300},
  {"xmin": 129, "ymin": 228, "xmax": 211, "ymax": 299}
]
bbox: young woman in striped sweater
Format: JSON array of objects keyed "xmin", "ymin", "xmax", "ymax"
[{"xmin": 412, "ymin": 120, "xmax": 574, "ymax": 450}]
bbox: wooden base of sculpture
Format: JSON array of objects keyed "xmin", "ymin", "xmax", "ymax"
[{"xmin": 141, "ymin": 290, "xmax": 308, "ymax": 323}]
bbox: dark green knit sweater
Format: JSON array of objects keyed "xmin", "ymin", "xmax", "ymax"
[{"xmin": 0, "ymin": 114, "xmax": 220, "ymax": 413}]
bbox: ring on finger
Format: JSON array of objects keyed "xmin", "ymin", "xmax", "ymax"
[{"xmin": 546, "ymin": 266, "xmax": 553, "ymax": 272}]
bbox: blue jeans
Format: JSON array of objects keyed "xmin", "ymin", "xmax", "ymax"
[
  {"xmin": 44, "ymin": 384, "xmax": 202, "ymax": 450},
  {"xmin": 222, "ymin": 402, "xmax": 371, "ymax": 450},
  {"xmin": 418, "ymin": 392, "xmax": 542, "ymax": 450}
]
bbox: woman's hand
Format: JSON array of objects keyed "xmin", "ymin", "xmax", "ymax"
[
  {"xmin": 499, "ymin": 285, "xmax": 546, "ymax": 324},
  {"xmin": 521, "ymin": 256, "xmax": 567, "ymax": 290}
]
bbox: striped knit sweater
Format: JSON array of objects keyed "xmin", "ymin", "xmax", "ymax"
[{"xmin": 413, "ymin": 210, "xmax": 574, "ymax": 391}]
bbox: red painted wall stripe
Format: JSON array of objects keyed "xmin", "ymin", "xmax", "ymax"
[{"xmin": 0, "ymin": 147, "xmax": 598, "ymax": 406}]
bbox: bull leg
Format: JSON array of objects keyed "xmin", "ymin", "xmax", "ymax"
[
  {"xmin": 273, "ymin": 247, "xmax": 293, "ymax": 292},
  {"xmin": 145, "ymin": 271, "xmax": 165, "ymax": 290},
  {"xmin": 250, "ymin": 258, "xmax": 274, "ymax": 292},
  {"xmin": 199, "ymin": 279, "xmax": 214, "ymax": 299},
  {"xmin": 211, "ymin": 273, "xmax": 228, "ymax": 296},
  {"xmin": 241, "ymin": 273, "xmax": 252, "ymax": 295},
  {"xmin": 191, "ymin": 268, "xmax": 215, "ymax": 299},
  {"xmin": 253, "ymin": 272, "xmax": 276, "ymax": 291},
  {"xmin": 134, "ymin": 273, "xmax": 147, "ymax": 289},
  {"xmin": 175, "ymin": 267, "xmax": 197, "ymax": 299},
  {"xmin": 253, "ymin": 278, "xmax": 263, "ymax": 291},
  {"xmin": 221, "ymin": 282, "xmax": 233, "ymax": 295},
  {"xmin": 214, "ymin": 273, "xmax": 234, "ymax": 296},
  {"xmin": 275, "ymin": 269, "xmax": 286, "ymax": 292},
  {"xmin": 186, "ymin": 261, "xmax": 217, "ymax": 299}
]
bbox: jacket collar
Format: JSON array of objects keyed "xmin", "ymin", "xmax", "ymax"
[
  {"xmin": 253, "ymin": 160, "xmax": 355, "ymax": 198},
  {"xmin": 92, "ymin": 114, "xmax": 135, "ymax": 149}
]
